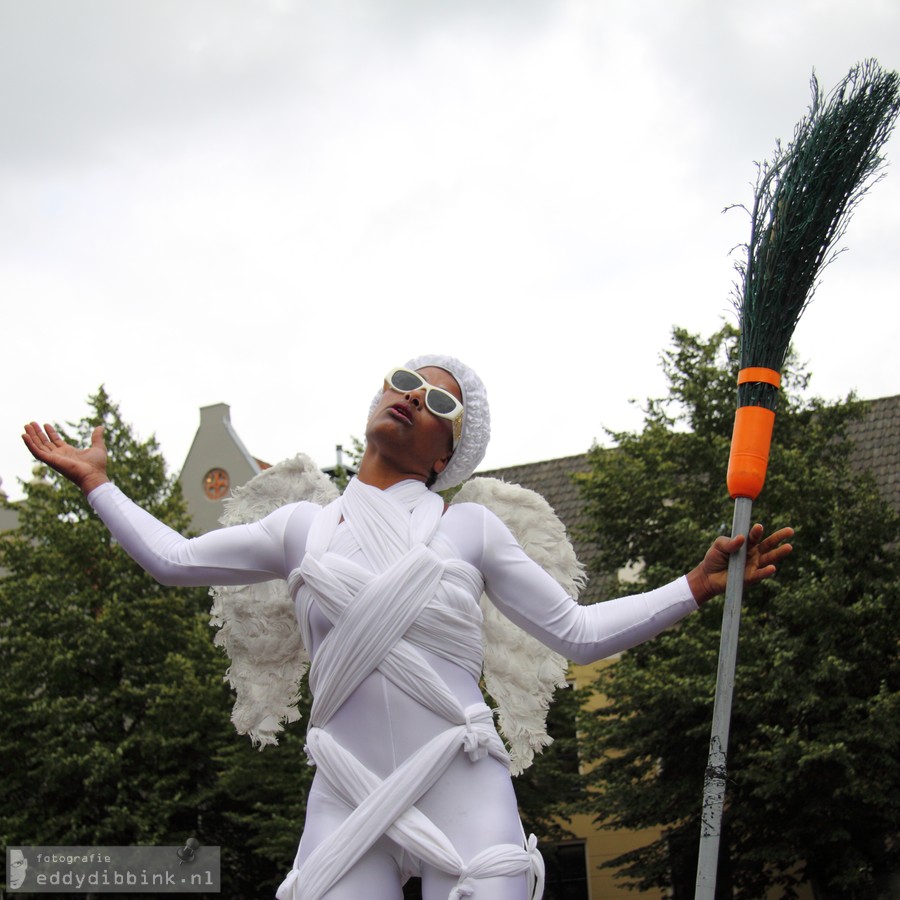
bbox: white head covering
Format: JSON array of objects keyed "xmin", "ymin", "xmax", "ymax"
[{"xmin": 368, "ymin": 353, "xmax": 491, "ymax": 491}]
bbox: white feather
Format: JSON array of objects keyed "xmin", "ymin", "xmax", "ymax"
[{"xmin": 209, "ymin": 454, "xmax": 339, "ymax": 747}]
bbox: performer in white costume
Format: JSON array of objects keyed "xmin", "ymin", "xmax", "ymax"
[{"xmin": 23, "ymin": 355, "xmax": 792, "ymax": 900}]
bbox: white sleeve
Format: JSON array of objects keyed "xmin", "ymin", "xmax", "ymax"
[
  {"xmin": 477, "ymin": 506, "xmax": 699, "ymax": 664},
  {"xmin": 87, "ymin": 482, "xmax": 312, "ymax": 587}
]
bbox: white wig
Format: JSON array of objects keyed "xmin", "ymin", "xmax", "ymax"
[{"xmin": 369, "ymin": 353, "xmax": 491, "ymax": 491}]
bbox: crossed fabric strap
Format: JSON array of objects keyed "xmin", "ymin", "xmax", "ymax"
[{"xmin": 276, "ymin": 479, "xmax": 544, "ymax": 900}]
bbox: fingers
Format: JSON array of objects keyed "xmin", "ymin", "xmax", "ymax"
[
  {"xmin": 745, "ymin": 564, "xmax": 778, "ymax": 585},
  {"xmin": 752, "ymin": 525, "xmax": 794, "ymax": 567},
  {"xmin": 22, "ymin": 422, "xmax": 52, "ymax": 458},
  {"xmin": 22, "ymin": 421, "xmax": 74, "ymax": 462},
  {"xmin": 749, "ymin": 524, "xmax": 793, "ymax": 546},
  {"xmin": 715, "ymin": 533, "xmax": 743, "ymax": 554},
  {"xmin": 23, "ymin": 422, "xmax": 45, "ymax": 444},
  {"xmin": 760, "ymin": 541, "xmax": 793, "ymax": 569},
  {"xmin": 744, "ymin": 524, "xmax": 793, "ymax": 561},
  {"xmin": 719, "ymin": 525, "xmax": 793, "ymax": 554},
  {"xmin": 45, "ymin": 423, "xmax": 66, "ymax": 446},
  {"xmin": 746, "ymin": 524, "xmax": 794, "ymax": 584},
  {"xmin": 761, "ymin": 527, "xmax": 794, "ymax": 552}
]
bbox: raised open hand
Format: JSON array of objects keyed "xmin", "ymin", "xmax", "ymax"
[
  {"xmin": 22, "ymin": 422, "xmax": 110, "ymax": 495},
  {"xmin": 687, "ymin": 523, "xmax": 794, "ymax": 605}
]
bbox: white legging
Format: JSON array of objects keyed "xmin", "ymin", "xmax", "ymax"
[{"xmin": 284, "ymin": 718, "xmax": 541, "ymax": 900}]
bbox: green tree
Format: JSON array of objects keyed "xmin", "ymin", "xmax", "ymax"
[
  {"xmin": 499, "ymin": 679, "xmax": 588, "ymax": 843},
  {"xmin": 575, "ymin": 326, "xmax": 900, "ymax": 899},
  {"xmin": 0, "ymin": 388, "xmax": 231, "ymax": 848},
  {"xmin": 201, "ymin": 678, "xmax": 313, "ymax": 897},
  {"xmin": 513, "ymin": 680, "xmax": 591, "ymax": 900},
  {"xmin": 0, "ymin": 389, "xmax": 313, "ymax": 897}
]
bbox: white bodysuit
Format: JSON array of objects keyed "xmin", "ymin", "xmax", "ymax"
[{"xmin": 88, "ymin": 477, "xmax": 698, "ymax": 900}]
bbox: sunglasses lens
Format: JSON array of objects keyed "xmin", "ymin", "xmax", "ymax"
[
  {"xmin": 427, "ymin": 390, "xmax": 459, "ymax": 416},
  {"xmin": 390, "ymin": 370, "xmax": 424, "ymax": 392}
]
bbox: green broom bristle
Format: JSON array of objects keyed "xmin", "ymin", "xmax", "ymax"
[{"xmin": 733, "ymin": 59, "xmax": 900, "ymax": 410}]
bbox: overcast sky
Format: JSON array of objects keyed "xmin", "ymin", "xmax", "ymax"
[{"xmin": 2, "ymin": 0, "xmax": 898, "ymax": 502}]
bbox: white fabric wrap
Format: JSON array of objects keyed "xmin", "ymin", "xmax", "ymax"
[
  {"xmin": 209, "ymin": 465, "xmax": 583, "ymax": 774},
  {"xmin": 276, "ymin": 478, "xmax": 541, "ymax": 900}
]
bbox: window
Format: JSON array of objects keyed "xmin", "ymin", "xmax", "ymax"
[
  {"xmin": 543, "ymin": 840, "xmax": 589, "ymax": 900},
  {"xmin": 402, "ymin": 877, "xmax": 422, "ymax": 899},
  {"xmin": 203, "ymin": 468, "xmax": 230, "ymax": 500}
]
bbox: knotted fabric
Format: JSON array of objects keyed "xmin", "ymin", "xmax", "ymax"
[{"xmin": 276, "ymin": 479, "xmax": 541, "ymax": 899}]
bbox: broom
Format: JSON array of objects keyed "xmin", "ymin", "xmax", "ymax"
[{"xmin": 694, "ymin": 59, "xmax": 900, "ymax": 900}]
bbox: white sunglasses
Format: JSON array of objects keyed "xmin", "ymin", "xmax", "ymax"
[{"xmin": 385, "ymin": 367, "xmax": 464, "ymax": 448}]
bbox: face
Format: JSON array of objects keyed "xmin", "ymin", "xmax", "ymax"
[
  {"xmin": 9, "ymin": 849, "xmax": 27, "ymax": 888},
  {"xmin": 367, "ymin": 366, "xmax": 463, "ymax": 481}
]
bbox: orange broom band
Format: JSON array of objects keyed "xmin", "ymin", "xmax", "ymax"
[{"xmin": 737, "ymin": 367, "xmax": 781, "ymax": 388}]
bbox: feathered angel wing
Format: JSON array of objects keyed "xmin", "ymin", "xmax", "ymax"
[
  {"xmin": 209, "ymin": 454, "xmax": 340, "ymax": 747},
  {"xmin": 451, "ymin": 477, "xmax": 586, "ymax": 775}
]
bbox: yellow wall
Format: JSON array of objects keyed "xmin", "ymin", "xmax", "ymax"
[{"xmin": 565, "ymin": 657, "xmax": 666, "ymax": 898}]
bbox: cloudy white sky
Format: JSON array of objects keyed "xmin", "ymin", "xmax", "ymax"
[{"xmin": 2, "ymin": 0, "xmax": 898, "ymax": 501}]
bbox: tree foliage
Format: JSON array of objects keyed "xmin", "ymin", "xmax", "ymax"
[
  {"xmin": 0, "ymin": 388, "xmax": 313, "ymax": 897},
  {"xmin": 0, "ymin": 388, "xmax": 227, "ymax": 846},
  {"xmin": 506, "ymin": 679, "xmax": 589, "ymax": 843},
  {"xmin": 201, "ymin": 686, "xmax": 313, "ymax": 896},
  {"xmin": 575, "ymin": 326, "xmax": 900, "ymax": 899}
]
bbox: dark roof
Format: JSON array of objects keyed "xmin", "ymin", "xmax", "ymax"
[
  {"xmin": 476, "ymin": 394, "xmax": 900, "ymax": 601},
  {"xmin": 848, "ymin": 395, "xmax": 900, "ymax": 514}
]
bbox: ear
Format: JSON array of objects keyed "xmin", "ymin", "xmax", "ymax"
[{"xmin": 432, "ymin": 452, "xmax": 451, "ymax": 476}]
